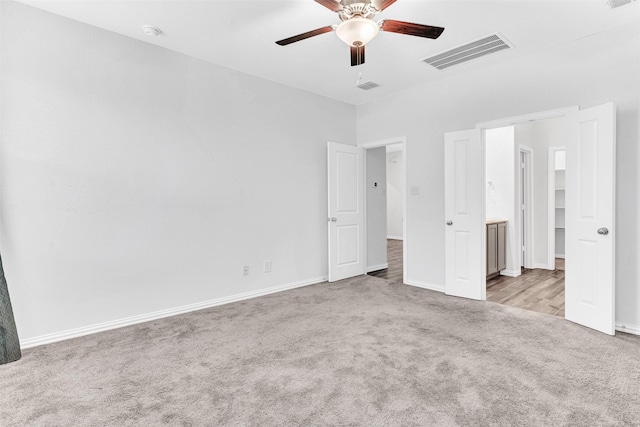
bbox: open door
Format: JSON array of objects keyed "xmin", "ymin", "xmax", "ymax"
[
  {"xmin": 565, "ymin": 102, "xmax": 616, "ymax": 335},
  {"xmin": 444, "ymin": 129, "xmax": 484, "ymax": 300},
  {"xmin": 328, "ymin": 142, "xmax": 364, "ymax": 282}
]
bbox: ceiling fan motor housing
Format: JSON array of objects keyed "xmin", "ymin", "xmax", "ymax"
[{"xmin": 338, "ymin": 1, "xmax": 379, "ymax": 21}]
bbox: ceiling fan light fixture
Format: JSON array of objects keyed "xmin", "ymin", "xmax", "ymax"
[{"xmin": 336, "ymin": 17, "xmax": 379, "ymax": 47}]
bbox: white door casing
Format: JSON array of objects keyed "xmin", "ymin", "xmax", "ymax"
[
  {"xmin": 520, "ymin": 146, "xmax": 535, "ymax": 270},
  {"xmin": 328, "ymin": 142, "xmax": 365, "ymax": 282},
  {"xmin": 521, "ymin": 151, "xmax": 526, "ymax": 267},
  {"xmin": 565, "ymin": 102, "xmax": 616, "ymax": 335},
  {"xmin": 359, "ymin": 137, "xmax": 408, "ymax": 285},
  {"xmin": 445, "ymin": 129, "xmax": 484, "ymax": 300}
]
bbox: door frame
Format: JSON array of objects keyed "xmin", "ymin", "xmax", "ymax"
[
  {"xmin": 359, "ymin": 137, "xmax": 407, "ymax": 285},
  {"xmin": 520, "ymin": 145, "xmax": 534, "ymax": 269},
  {"xmin": 476, "ymin": 106, "xmax": 578, "ymax": 297}
]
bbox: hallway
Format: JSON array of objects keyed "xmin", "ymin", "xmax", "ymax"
[{"xmin": 368, "ymin": 239, "xmax": 403, "ymax": 284}]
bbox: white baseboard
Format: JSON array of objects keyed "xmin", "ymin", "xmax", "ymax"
[
  {"xmin": 405, "ymin": 280, "xmax": 445, "ymax": 293},
  {"xmin": 616, "ymin": 322, "xmax": 640, "ymax": 336},
  {"xmin": 20, "ymin": 276, "xmax": 326, "ymax": 349},
  {"xmin": 387, "ymin": 236, "xmax": 403, "ymax": 240},
  {"xmin": 555, "ymin": 254, "xmax": 565, "ymax": 259},
  {"xmin": 366, "ymin": 263, "xmax": 388, "ymax": 273},
  {"xmin": 500, "ymin": 269, "xmax": 521, "ymax": 277},
  {"xmin": 534, "ymin": 263, "xmax": 554, "ymax": 270}
]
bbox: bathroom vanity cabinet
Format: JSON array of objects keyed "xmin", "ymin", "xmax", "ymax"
[{"xmin": 486, "ymin": 220, "xmax": 507, "ymax": 279}]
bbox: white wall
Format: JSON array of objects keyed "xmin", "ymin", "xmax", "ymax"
[
  {"xmin": 0, "ymin": 2, "xmax": 356, "ymax": 342},
  {"xmin": 2, "ymin": 2, "xmax": 639, "ymax": 342},
  {"xmin": 357, "ymin": 23, "xmax": 640, "ymax": 329},
  {"xmin": 515, "ymin": 118, "xmax": 566, "ymax": 268},
  {"xmin": 386, "ymin": 149, "xmax": 403, "ymax": 240},
  {"xmin": 366, "ymin": 147, "xmax": 387, "ymax": 270},
  {"xmin": 485, "ymin": 126, "xmax": 518, "ymax": 275},
  {"xmin": 555, "ymin": 151, "xmax": 566, "ymax": 170}
]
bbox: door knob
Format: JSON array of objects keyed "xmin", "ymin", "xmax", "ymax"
[
  {"xmin": 329, "ymin": 217, "xmax": 337, "ymax": 222},
  {"xmin": 446, "ymin": 220, "xmax": 453, "ymax": 226},
  {"xmin": 597, "ymin": 227, "xmax": 609, "ymax": 235}
]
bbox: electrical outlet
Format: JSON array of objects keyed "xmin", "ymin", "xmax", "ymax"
[
  {"xmin": 242, "ymin": 265, "xmax": 250, "ymax": 276},
  {"xmin": 410, "ymin": 185, "xmax": 420, "ymax": 196},
  {"xmin": 264, "ymin": 260, "xmax": 272, "ymax": 273}
]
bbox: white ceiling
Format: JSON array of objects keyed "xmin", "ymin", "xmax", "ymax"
[{"xmin": 15, "ymin": 0, "xmax": 640, "ymax": 105}]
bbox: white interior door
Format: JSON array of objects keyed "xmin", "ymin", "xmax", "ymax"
[
  {"xmin": 328, "ymin": 142, "xmax": 364, "ymax": 282},
  {"xmin": 444, "ymin": 129, "xmax": 484, "ymax": 300},
  {"xmin": 565, "ymin": 102, "xmax": 616, "ymax": 335}
]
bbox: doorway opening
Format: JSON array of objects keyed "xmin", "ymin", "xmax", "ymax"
[
  {"xmin": 483, "ymin": 118, "xmax": 567, "ymax": 317},
  {"xmin": 445, "ymin": 102, "xmax": 615, "ymax": 334},
  {"xmin": 362, "ymin": 140, "xmax": 406, "ymax": 284}
]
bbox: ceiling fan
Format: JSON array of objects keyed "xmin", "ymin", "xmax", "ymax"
[{"xmin": 275, "ymin": 0, "xmax": 445, "ymax": 66}]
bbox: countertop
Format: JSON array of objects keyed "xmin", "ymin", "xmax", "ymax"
[{"xmin": 486, "ymin": 218, "xmax": 508, "ymax": 225}]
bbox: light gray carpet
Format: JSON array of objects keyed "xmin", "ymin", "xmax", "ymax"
[{"xmin": 1, "ymin": 275, "xmax": 639, "ymax": 426}]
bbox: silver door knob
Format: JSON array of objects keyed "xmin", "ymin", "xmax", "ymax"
[
  {"xmin": 446, "ymin": 220, "xmax": 453, "ymax": 226},
  {"xmin": 597, "ymin": 227, "xmax": 609, "ymax": 235},
  {"xmin": 330, "ymin": 217, "xmax": 337, "ymax": 222}
]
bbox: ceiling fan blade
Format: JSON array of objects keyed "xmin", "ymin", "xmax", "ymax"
[
  {"xmin": 350, "ymin": 45, "xmax": 365, "ymax": 67},
  {"xmin": 275, "ymin": 26, "xmax": 334, "ymax": 46},
  {"xmin": 380, "ymin": 20, "xmax": 445, "ymax": 39},
  {"xmin": 314, "ymin": 0, "xmax": 343, "ymax": 12},
  {"xmin": 372, "ymin": 0, "xmax": 397, "ymax": 11}
]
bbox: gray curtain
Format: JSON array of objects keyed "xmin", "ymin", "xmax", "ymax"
[{"xmin": 0, "ymin": 254, "xmax": 21, "ymax": 364}]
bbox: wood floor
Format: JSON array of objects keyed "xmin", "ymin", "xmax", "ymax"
[
  {"xmin": 368, "ymin": 239, "xmax": 403, "ymax": 284},
  {"xmin": 486, "ymin": 259, "xmax": 565, "ymax": 317},
  {"xmin": 368, "ymin": 241, "xmax": 565, "ymax": 318}
]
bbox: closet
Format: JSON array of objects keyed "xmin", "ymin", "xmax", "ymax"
[{"xmin": 555, "ymin": 150, "xmax": 565, "ymax": 259}]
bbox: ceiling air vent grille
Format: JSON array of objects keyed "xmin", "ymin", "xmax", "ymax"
[
  {"xmin": 357, "ymin": 81, "xmax": 380, "ymax": 90},
  {"xmin": 607, "ymin": 0, "xmax": 636, "ymax": 8},
  {"xmin": 423, "ymin": 33, "xmax": 511, "ymax": 70}
]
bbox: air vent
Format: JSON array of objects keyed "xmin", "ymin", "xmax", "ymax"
[
  {"xmin": 422, "ymin": 33, "xmax": 511, "ymax": 70},
  {"xmin": 607, "ymin": 0, "xmax": 636, "ymax": 8},
  {"xmin": 357, "ymin": 81, "xmax": 380, "ymax": 90}
]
